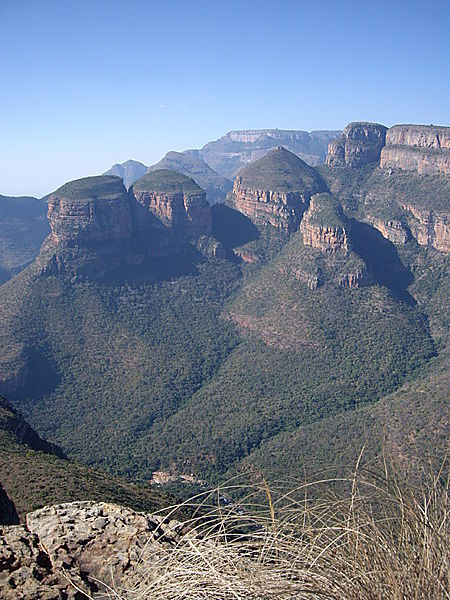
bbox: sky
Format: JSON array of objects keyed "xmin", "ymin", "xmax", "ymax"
[{"xmin": 0, "ymin": 0, "xmax": 449, "ymax": 197}]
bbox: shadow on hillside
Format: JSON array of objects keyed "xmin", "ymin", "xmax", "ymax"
[
  {"xmin": 211, "ymin": 204, "xmax": 260, "ymax": 249},
  {"xmin": 348, "ymin": 219, "xmax": 415, "ymax": 305}
]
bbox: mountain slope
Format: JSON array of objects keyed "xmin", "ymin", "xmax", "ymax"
[
  {"xmin": 148, "ymin": 150, "xmax": 232, "ymax": 205},
  {"xmin": 0, "ymin": 194, "xmax": 50, "ymax": 284},
  {"xmin": 103, "ymin": 159, "xmax": 148, "ymax": 188},
  {"xmin": 0, "ymin": 396, "xmax": 180, "ymax": 520},
  {"xmin": 199, "ymin": 129, "xmax": 341, "ymax": 178}
]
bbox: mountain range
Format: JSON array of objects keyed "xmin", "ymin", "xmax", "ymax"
[{"xmin": 0, "ymin": 121, "xmax": 448, "ymax": 508}]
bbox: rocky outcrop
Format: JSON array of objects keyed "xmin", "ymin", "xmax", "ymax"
[
  {"xmin": 401, "ymin": 202, "xmax": 449, "ymax": 252},
  {"xmin": 232, "ymin": 147, "xmax": 326, "ymax": 231},
  {"xmin": 0, "ymin": 501, "xmax": 189, "ymax": 598},
  {"xmin": 47, "ymin": 176, "xmax": 132, "ymax": 246},
  {"xmin": 148, "ymin": 150, "xmax": 233, "ymax": 205},
  {"xmin": 369, "ymin": 218, "xmax": 409, "ymax": 245},
  {"xmin": 326, "ymin": 122, "xmax": 387, "ymax": 167},
  {"xmin": 380, "ymin": 125, "xmax": 450, "ymax": 176},
  {"xmin": 300, "ymin": 194, "xmax": 349, "ymax": 253},
  {"xmin": 131, "ymin": 170, "xmax": 211, "ymax": 239}
]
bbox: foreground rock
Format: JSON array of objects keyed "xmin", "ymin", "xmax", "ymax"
[
  {"xmin": 326, "ymin": 122, "xmax": 387, "ymax": 167},
  {"xmin": 0, "ymin": 501, "xmax": 188, "ymax": 598},
  {"xmin": 230, "ymin": 147, "xmax": 326, "ymax": 231},
  {"xmin": 380, "ymin": 124, "xmax": 450, "ymax": 175}
]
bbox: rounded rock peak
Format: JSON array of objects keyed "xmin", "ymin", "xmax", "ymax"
[
  {"xmin": 132, "ymin": 169, "xmax": 204, "ymax": 195},
  {"xmin": 236, "ymin": 146, "xmax": 325, "ymax": 193}
]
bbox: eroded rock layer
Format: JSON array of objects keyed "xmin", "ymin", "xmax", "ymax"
[
  {"xmin": 326, "ymin": 122, "xmax": 387, "ymax": 167},
  {"xmin": 380, "ymin": 125, "xmax": 450, "ymax": 175},
  {"xmin": 231, "ymin": 147, "xmax": 326, "ymax": 231},
  {"xmin": 131, "ymin": 169, "xmax": 211, "ymax": 239}
]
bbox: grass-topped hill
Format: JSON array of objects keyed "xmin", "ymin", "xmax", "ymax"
[
  {"xmin": 132, "ymin": 169, "xmax": 204, "ymax": 195},
  {"xmin": 235, "ymin": 147, "xmax": 327, "ymax": 193},
  {"xmin": 0, "ymin": 396, "xmax": 182, "ymax": 520},
  {"xmin": 53, "ymin": 175, "xmax": 127, "ymax": 201}
]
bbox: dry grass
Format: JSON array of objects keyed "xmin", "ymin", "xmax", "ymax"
[{"xmin": 111, "ymin": 457, "xmax": 449, "ymax": 599}]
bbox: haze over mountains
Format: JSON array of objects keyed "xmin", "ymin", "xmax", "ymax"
[
  {"xmin": 103, "ymin": 128, "xmax": 340, "ymax": 206},
  {"xmin": 0, "ymin": 120, "xmax": 448, "ymax": 499}
]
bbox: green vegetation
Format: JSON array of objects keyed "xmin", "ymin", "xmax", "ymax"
[
  {"xmin": 0, "ymin": 194, "xmax": 50, "ymax": 282},
  {"xmin": 54, "ymin": 175, "xmax": 126, "ymax": 200},
  {"xmin": 306, "ymin": 192, "xmax": 345, "ymax": 228},
  {"xmin": 237, "ymin": 147, "xmax": 326, "ymax": 193},
  {"xmin": 0, "ymin": 396, "xmax": 183, "ymax": 520},
  {"xmin": 132, "ymin": 169, "xmax": 204, "ymax": 194}
]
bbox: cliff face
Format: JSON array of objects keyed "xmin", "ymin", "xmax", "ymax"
[
  {"xmin": 47, "ymin": 176, "xmax": 132, "ymax": 246},
  {"xmin": 131, "ymin": 169, "xmax": 211, "ymax": 239},
  {"xmin": 300, "ymin": 194, "xmax": 349, "ymax": 253},
  {"xmin": 148, "ymin": 150, "xmax": 233, "ymax": 205},
  {"xmin": 232, "ymin": 187, "xmax": 309, "ymax": 231},
  {"xmin": 380, "ymin": 125, "xmax": 450, "ymax": 176},
  {"xmin": 326, "ymin": 122, "xmax": 387, "ymax": 167},
  {"xmin": 401, "ymin": 202, "xmax": 449, "ymax": 252},
  {"xmin": 231, "ymin": 147, "xmax": 326, "ymax": 231},
  {"xmin": 0, "ymin": 484, "xmax": 18, "ymax": 525}
]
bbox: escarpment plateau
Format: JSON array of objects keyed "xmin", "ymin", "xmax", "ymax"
[
  {"xmin": 380, "ymin": 125, "xmax": 450, "ymax": 176},
  {"xmin": 326, "ymin": 122, "xmax": 387, "ymax": 167},
  {"xmin": 230, "ymin": 147, "xmax": 326, "ymax": 231}
]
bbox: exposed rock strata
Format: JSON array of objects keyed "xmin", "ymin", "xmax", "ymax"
[
  {"xmin": 0, "ymin": 501, "xmax": 189, "ymax": 599},
  {"xmin": 369, "ymin": 218, "xmax": 409, "ymax": 245},
  {"xmin": 47, "ymin": 176, "xmax": 132, "ymax": 246},
  {"xmin": 300, "ymin": 194, "xmax": 349, "ymax": 253},
  {"xmin": 380, "ymin": 125, "xmax": 450, "ymax": 175},
  {"xmin": 232, "ymin": 147, "xmax": 326, "ymax": 231},
  {"xmin": 326, "ymin": 122, "xmax": 387, "ymax": 167},
  {"xmin": 131, "ymin": 169, "xmax": 211, "ymax": 239},
  {"xmin": 401, "ymin": 203, "xmax": 449, "ymax": 252}
]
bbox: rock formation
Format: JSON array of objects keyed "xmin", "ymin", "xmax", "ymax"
[
  {"xmin": 130, "ymin": 169, "xmax": 212, "ymax": 239},
  {"xmin": 400, "ymin": 202, "xmax": 449, "ymax": 252},
  {"xmin": 231, "ymin": 147, "xmax": 326, "ymax": 231},
  {"xmin": 326, "ymin": 122, "xmax": 387, "ymax": 167},
  {"xmin": 0, "ymin": 501, "xmax": 188, "ymax": 598},
  {"xmin": 368, "ymin": 218, "xmax": 409, "ymax": 245},
  {"xmin": 297, "ymin": 194, "xmax": 372, "ymax": 289},
  {"xmin": 47, "ymin": 176, "xmax": 132, "ymax": 246},
  {"xmin": 300, "ymin": 194, "xmax": 349, "ymax": 253},
  {"xmin": 148, "ymin": 150, "xmax": 232, "ymax": 205},
  {"xmin": 380, "ymin": 125, "xmax": 450, "ymax": 175}
]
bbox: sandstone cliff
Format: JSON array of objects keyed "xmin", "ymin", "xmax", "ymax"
[
  {"xmin": 300, "ymin": 193, "xmax": 349, "ymax": 253},
  {"xmin": 47, "ymin": 176, "xmax": 132, "ymax": 246},
  {"xmin": 326, "ymin": 122, "xmax": 387, "ymax": 167},
  {"xmin": 130, "ymin": 169, "xmax": 212, "ymax": 239},
  {"xmin": 380, "ymin": 125, "xmax": 450, "ymax": 176},
  {"xmin": 231, "ymin": 147, "xmax": 326, "ymax": 231},
  {"xmin": 400, "ymin": 202, "xmax": 449, "ymax": 252},
  {"xmin": 297, "ymin": 194, "xmax": 371, "ymax": 289}
]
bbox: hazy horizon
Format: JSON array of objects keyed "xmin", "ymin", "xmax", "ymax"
[{"xmin": 1, "ymin": 0, "xmax": 449, "ymax": 198}]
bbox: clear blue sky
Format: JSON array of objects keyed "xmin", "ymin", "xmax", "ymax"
[{"xmin": 1, "ymin": 0, "xmax": 449, "ymax": 197}]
